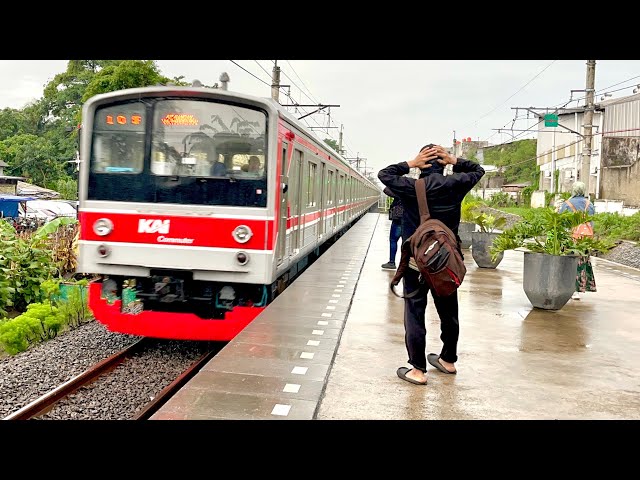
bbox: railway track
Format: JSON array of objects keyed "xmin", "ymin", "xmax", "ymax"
[{"xmin": 3, "ymin": 337, "xmax": 218, "ymax": 420}]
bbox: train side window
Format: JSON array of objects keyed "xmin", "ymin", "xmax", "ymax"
[{"xmin": 306, "ymin": 161, "xmax": 317, "ymax": 207}]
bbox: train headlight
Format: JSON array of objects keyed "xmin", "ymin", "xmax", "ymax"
[
  {"xmin": 236, "ymin": 251, "xmax": 249, "ymax": 265},
  {"xmin": 93, "ymin": 218, "xmax": 114, "ymax": 236},
  {"xmin": 232, "ymin": 225, "xmax": 253, "ymax": 244}
]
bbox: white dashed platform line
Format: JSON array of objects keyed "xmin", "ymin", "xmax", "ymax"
[
  {"xmin": 307, "ymin": 340, "xmax": 320, "ymax": 346},
  {"xmin": 271, "ymin": 404, "xmax": 291, "ymax": 416},
  {"xmin": 283, "ymin": 384, "xmax": 300, "ymax": 393},
  {"xmin": 291, "ymin": 366, "xmax": 308, "ymax": 374},
  {"xmin": 300, "ymin": 352, "xmax": 315, "ymax": 359}
]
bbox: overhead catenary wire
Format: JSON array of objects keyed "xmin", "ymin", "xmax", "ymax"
[
  {"xmin": 461, "ymin": 60, "xmax": 557, "ymax": 132},
  {"xmin": 484, "ymin": 72, "xmax": 640, "ymax": 147}
]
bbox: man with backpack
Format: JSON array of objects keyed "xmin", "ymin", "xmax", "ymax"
[
  {"xmin": 382, "ymin": 187, "xmax": 403, "ymax": 270},
  {"xmin": 378, "ymin": 144, "xmax": 485, "ymax": 385}
]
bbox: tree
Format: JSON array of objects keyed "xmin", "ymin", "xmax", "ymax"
[
  {"xmin": 82, "ymin": 60, "xmax": 172, "ymax": 103},
  {"xmin": 324, "ymin": 138, "xmax": 340, "ymax": 153},
  {"xmin": 482, "ymin": 139, "xmax": 537, "ymax": 184},
  {"xmin": 0, "ymin": 134, "xmax": 67, "ymax": 187}
]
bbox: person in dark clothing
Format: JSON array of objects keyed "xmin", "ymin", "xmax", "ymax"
[
  {"xmin": 382, "ymin": 187, "xmax": 403, "ymax": 270},
  {"xmin": 378, "ymin": 143, "xmax": 485, "ymax": 385}
]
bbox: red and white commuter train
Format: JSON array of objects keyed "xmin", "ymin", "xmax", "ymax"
[{"xmin": 77, "ymin": 83, "xmax": 380, "ymax": 341}]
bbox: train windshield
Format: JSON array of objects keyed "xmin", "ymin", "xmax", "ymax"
[{"xmin": 88, "ymin": 98, "xmax": 268, "ymax": 207}]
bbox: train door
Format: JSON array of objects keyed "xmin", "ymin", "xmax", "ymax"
[
  {"xmin": 326, "ymin": 168, "xmax": 334, "ymax": 234},
  {"xmin": 291, "ymin": 149, "xmax": 304, "ymax": 252},
  {"xmin": 276, "ymin": 142, "xmax": 289, "ymax": 266},
  {"xmin": 338, "ymin": 172, "xmax": 345, "ymax": 225},
  {"xmin": 319, "ymin": 162, "xmax": 326, "ymax": 237}
]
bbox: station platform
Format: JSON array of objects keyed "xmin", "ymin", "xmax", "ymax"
[{"xmin": 150, "ymin": 212, "xmax": 640, "ymax": 420}]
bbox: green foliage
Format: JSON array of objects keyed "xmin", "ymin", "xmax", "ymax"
[
  {"xmin": 487, "ymin": 191, "xmax": 515, "ymax": 208},
  {"xmin": 470, "ymin": 212, "xmax": 507, "ymax": 233},
  {"xmin": 482, "ymin": 139, "xmax": 537, "ymax": 184},
  {"xmin": 0, "ymin": 277, "xmax": 92, "ymax": 355},
  {"xmin": 461, "ymin": 194, "xmax": 482, "ymax": 222},
  {"xmin": 521, "ymin": 185, "xmax": 536, "ymax": 207},
  {"xmin": 593, "ymin": 212, "xmax": 640, "ymax": 242},
  {"xmin": 497, "ymin": 206, "xmax": 531, "ymax": 217},
  {"xmin": 57, "ymin": 283, "xmax": 91, "ymax": 329},
  {"xmin": 324, "ymin": 138, "xmax": 340, "ymax": 153},
  {"xmin": 0, "ymin": 302, "xmax": 65, "ymax": 354},
  {"xmin": 0, "ymin": 133, "xmax": 71, "ymax": 185},
  {"xmin": 490, "ymin": 208, "xmax": 615, "ymax": 261},
  {"xmin": 82, "ymin": 60, "xmax": 170, "ymax": 103},
  {"xmin": 0, "ymin": 217, "xmax": 78, "ymax": 314},
  {"xmin": 53, "ymin": 177, "xmax": 78, "ymax": 200}
]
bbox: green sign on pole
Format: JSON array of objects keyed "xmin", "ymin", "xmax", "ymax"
[{"xmin": 544, "ymin": 113, "xmax": 559, "ymax": 127}]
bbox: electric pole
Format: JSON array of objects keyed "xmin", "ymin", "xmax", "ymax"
[
  {"xmin": 271, "ymin": 60, "xmax": 281, "ymax": 103},
  {"xmin": 339, "ymin": 124, "xmax": 344, "ymax": 156},
  {"xmin": 581, "ymin": 60, "xmax": 596, "ymax": 193}
]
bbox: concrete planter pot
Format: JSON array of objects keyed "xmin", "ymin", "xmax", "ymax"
[
  {"xmin": 458, "ymin": 221, "xmax": 475, "ymax": 249},
  {"xmin": 471, "ymin": 231, "xmax": 503, "ymax": 268},
  {"xmin": 523, "ymin": 252, "xmax": 579, "ymax": 310}
]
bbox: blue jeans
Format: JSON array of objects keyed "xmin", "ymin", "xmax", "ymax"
[{"xmin": 389, "ymin": 221, "xmax": 402, "ymax": 263}]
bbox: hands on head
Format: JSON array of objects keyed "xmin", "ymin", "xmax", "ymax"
[{"xmin": 407, "ymin": 145, "xmax": 457, "ymax": 170}]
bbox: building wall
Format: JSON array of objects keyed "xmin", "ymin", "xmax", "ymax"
[
  {"xmin": 0, "ymin": 179, "xmax": 17, "ymax": 195},
  {"xmin": 600, "ymin": 137, "xmax": 640, "ymax": 206},
  {"xmin": 454, "ymin": 140, "xmax": 488, "ymax": 158},
  {"xmin": 599, "ymin": 97, "xmax": 640, "ymax": 207}
]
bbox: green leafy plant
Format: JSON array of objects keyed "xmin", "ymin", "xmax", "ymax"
[
  {"xmin": 470, "ymin": 212, "xmax": 507, "ymax": 233},
  {"xmin": 461, "ymin": 194, "xmax": 482, "ymax": 222},
  {"xmin": 0, "ymin": 302, "xmax": 65, "ymax": 354},
  {"xmin": 0, "ymin": 217, "xmax": 78, "ymax": 314},
  {"xmin": 490, "ymin": 208, "xmax": 615, "ymax": 262}
]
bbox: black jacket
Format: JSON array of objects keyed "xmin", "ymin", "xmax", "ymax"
[
  {"xmin": 378, "ymin": 159, "xmax": 485, "ymax": 241},
  {"xmin": 384, "ymin": 187, "xmax": 403, "ymax": 224}
]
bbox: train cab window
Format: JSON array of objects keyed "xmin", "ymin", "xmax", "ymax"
[{"xmin": 91, "ymin": 102, "xmax": 145, "ymax": 174}]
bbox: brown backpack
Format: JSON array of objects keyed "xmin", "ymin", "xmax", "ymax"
[{"xmin": 390, "ymin": 177, "xmax": 467, "ymax": 298}]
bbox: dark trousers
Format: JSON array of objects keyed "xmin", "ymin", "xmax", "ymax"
[
  {"xmin": 389, "ymin": 221, "xmax": 402, "ymax": 263},
  {"xmin": 403, "ymin": 268, "xmax": 459, "ymax": 372}
]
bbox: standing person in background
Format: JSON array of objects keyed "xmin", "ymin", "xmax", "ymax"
[
  {"xmin": 382, "ymin": 187, "xmax": 403, "ymax": 270},
  {"xmin": 378, "ymin": 143, "xmax": 484, "ymax": 386},
  {"xmin": 557, "ymin": 181, "xmax": 596, "ymax": 300}
]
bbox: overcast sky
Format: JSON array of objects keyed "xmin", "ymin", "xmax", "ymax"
[{"xmin": 1, "ymin": 59, "xmax": 639, "ymax": 176}]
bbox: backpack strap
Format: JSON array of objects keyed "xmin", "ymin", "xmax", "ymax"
[
  {"xmin": 415, "ymin": 178, "xmax": 431, "ymax": 223},
  {"xmin": 565, "ymin": 199, "xmax": 578, "ymax": 212},
  {"xmin": 584, "ymin": 198, "xmax": 591, "ymax": 212}
]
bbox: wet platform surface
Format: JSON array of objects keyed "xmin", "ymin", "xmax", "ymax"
[{"xmin": 151, "ymin": 212, "xmax": 640, "ymax": 420}]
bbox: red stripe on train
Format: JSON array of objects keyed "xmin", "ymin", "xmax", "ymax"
[{"xmin": 79, "ymin": 211, "xmax": 273, "ymax": 250}]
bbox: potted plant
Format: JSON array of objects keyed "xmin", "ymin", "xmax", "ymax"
[
  {"xmin": 459, "ymin": 194, "xmax": 481, "ymax": 249},
  {"xmin": 470, "ymin": 212, "xmax": 507, "ymax": 269},
  {"xmin": 490, "ymin": 208, "xmax": 614, "ymax": 310}
]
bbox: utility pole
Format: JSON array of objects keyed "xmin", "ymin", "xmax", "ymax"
[
  {"xmin": 581, "ymin": 60, "xmax": 596, "ymax": 193},
  {"xmin": 338, "ymin": 124, "xmax": 344, "ymax": 156},
  {"xmin": 271, "ymin": 60, "xmax": 281, "ymax": 103},
  {"xmin": 453, "ymin": 130, "xmax": 456, "ymax": 155},
  {"xmin": 345, "ymin": 153, "xmax": 366, "ymax": 172}
]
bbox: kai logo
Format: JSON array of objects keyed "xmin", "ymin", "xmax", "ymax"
[{"xmin": 138, "ymin": 219, "xmax": 170, "ymax": 234}]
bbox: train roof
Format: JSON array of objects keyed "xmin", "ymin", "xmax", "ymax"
[{"xmin": 83, "ymin": 85, "xmax": 380, "ymax": 191}]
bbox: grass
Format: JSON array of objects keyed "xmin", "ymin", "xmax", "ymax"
[{"xmin": 494, "ymin": 207, "xmax": 531, "ymax": 217}]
